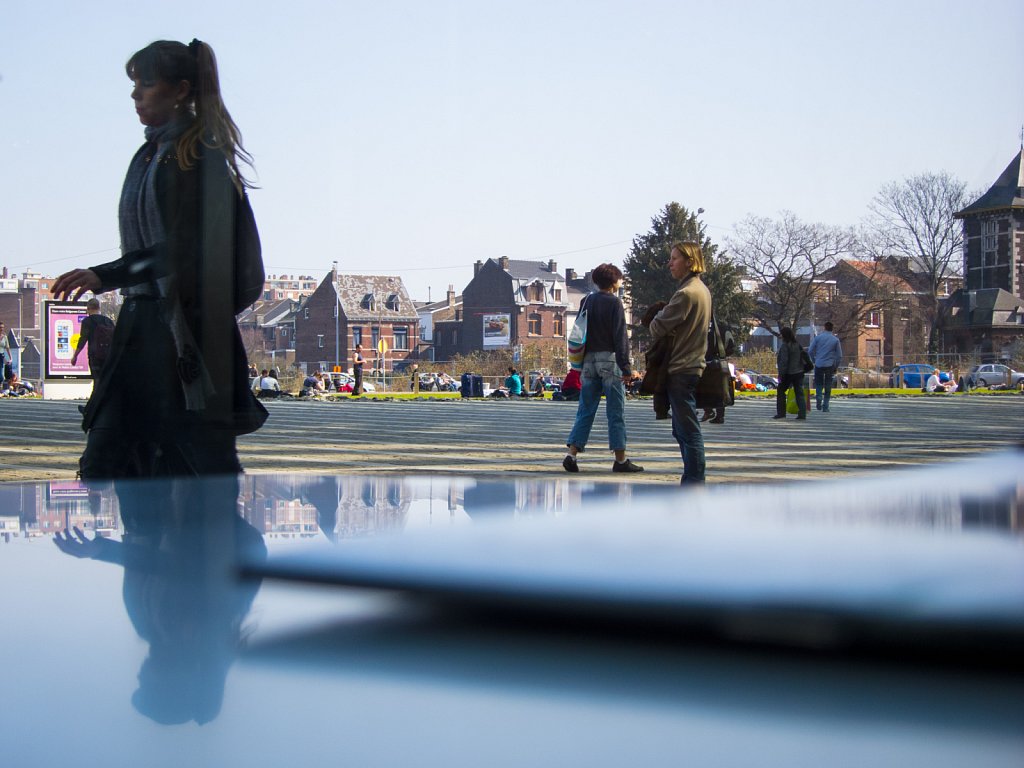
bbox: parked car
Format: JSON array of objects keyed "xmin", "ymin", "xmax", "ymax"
[
  {"xmin": 418, "ymin": 372, "xmax": 459, "ymax": 391},
  {"xmin": 326, "ymin": 372, "xmax": 375, "ymax": 393},
  {"xmin": 888, "ymin": 364, "xmax": 951, "ymax": 389},
  {"xmin": 967, "ymin": 364, "xmax": 1024, "ymax": 389}
]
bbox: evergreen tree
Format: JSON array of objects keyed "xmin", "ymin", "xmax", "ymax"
[{"xmin": 623, "ymin": 202, "xmax": 752, "ymax": 343}]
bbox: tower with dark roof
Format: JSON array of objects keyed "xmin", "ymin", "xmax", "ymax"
[{"xmin": 955, "ymin": 150, "xmax": 1024, "ymax": 298}]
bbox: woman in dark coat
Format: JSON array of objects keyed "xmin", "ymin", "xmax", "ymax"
[
  {"xmin": 774, "ymin": 326, "xmax": 807, "ymax": 420},
  {"xmin": 53, "ymin": 39, "xmax": 266, "ymax": 478}
]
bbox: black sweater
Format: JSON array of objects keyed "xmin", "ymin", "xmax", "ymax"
[{"xmin": 580, "ymin": 290, "xmax": 631, "ymax": 376}]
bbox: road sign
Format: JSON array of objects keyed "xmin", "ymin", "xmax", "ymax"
[{"xmin": 377, "ymin": 339, "xmax": 389, "ymax": 354}]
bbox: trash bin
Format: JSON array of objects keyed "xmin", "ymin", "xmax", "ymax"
[{"xmin": 461, "ymin": 373, "xmax": 484, "ymax": 398}]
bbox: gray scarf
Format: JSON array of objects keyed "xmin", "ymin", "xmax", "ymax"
[{"xmin": 118, "ymin": 117, "xmax": 215, "ymax": 410}]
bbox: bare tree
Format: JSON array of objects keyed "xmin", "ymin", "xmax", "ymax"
[
  {"xmin": 727, "ymin": 211, "xmax": 858, "ymax": 333},
  {"xmin": 864, "ymin": 171, "xmax": 972, "ymax": 354}
]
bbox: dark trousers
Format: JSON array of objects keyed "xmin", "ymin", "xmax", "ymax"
[
  {"xmin": 353, "ymin": 366, "xmax": 363, "ymax": 395},
  {"xmin": 667, "ymin": 372, "xmax": 705, "ymax": 483},
  {"xmin": 80, "ymin": 420, "xmax": 241, "ymax": 480},
  {"xmin": 776, "ymin": 373, "xmax": 806, "ymax": 418}
]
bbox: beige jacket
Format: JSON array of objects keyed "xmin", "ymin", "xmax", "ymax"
[{"xmin": 648, "ymin": 274, "xmax": 712, "ymax": 375}]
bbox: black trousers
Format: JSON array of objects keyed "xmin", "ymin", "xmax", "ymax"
[
  {"xmin": 776, "ymin": 373, "xmax": 806, "ymax": 417},
  {"xmin": 80, "ymin": 418, "xmax": 241, "ymax": 480}
]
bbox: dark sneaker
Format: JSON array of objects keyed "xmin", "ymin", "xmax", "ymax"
[
  {"xmin": 772, "ymin": 415, "xmax": 786, "ymax": 419},
  {"xmin": 612, "ymin": 459, "xmax": 644, "ymax": 473},
  {"xmin": 562, "ymin": 455, "xmax": 579, "ymax": 473},
  {"xmin": 709, "ymin": 416, "xmax": 724, "ymax": 424}
]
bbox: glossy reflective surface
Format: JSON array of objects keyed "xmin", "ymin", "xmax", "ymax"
[{"xmin": 3, "ymin": 454, "xmax": 1023, "ymax": 766}]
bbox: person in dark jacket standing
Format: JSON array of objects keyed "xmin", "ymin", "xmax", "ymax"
[
  {"xmin": 53, "ymin": 39, "xmax": 266, "ymax": 479},
  {"xmin": 774, "ymin": 326, "xmax": 807, "ymax": 420},
  {"xmin": 563, "ymin": 263, "xmax": 643, "ymax": 473},
  {"xmin": 71, "ymin": 298, "xmax": 115, "ymax": 379}
]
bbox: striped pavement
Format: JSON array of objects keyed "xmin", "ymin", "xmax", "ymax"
[{"xmin": 0, "ymin": 394, "xmax": 1020, "ymax": 483}]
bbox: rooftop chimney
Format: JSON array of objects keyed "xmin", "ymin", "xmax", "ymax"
[
  {"xmin": 447, "ymin": 285, "xmax": 456, "ymax": 308},
  {"xmin": 565, "ymin": 268, "xmax": 577, "ymax": 281},
  {"xmin": 499, "ymin": 256, "xmax": 510, "ymax": 270},
  {"xmin": 474, "ymin": 260, "xmax": 483, "ymax": 276},
  {"xmin": 548, "ymin": 259, "xmax": 557, "ymax": 273}
]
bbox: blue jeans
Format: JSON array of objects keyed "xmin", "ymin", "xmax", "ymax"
[
  {"xmin": 566, "ymin": 352, "xmax": 626, "ymax": 452},
  {"xmin": 667, "ymin": 372, "xmax": 705, "ymax": 483},
  {"xmin": 813, "ymin": 366, "xmax": 836, "ymax": 410}
]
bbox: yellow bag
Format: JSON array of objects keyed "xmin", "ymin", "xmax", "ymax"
[{"xmin": 786, "ymin": 386, "xmax": 799, "ymax": 415}]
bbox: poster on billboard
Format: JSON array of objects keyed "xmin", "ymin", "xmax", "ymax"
[
  {"xmin": 44, "ymin": 301, "xmax": 91, "ymax": 379},
  {"xmin": 482, "ymin": 313, "xmax": 511, "ymax": 347}
]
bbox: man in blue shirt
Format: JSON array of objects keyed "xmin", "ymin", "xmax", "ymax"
[{"xmin": 807, "ymin": 321, "xmax": 843, "ymax": 412}]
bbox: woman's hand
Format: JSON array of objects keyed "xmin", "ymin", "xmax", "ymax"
[
  {"xmin": 53, "ymin": 526, "xmax": 104, "ymax": 559},
  {"xmin": 52, "ymin": 269, "xmax": 101, "ymax": 302}
]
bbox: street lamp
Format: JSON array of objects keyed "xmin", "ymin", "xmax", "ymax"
[{"xmin": 333, "ymin": 260, "xmax": 339, "ymax": 372}]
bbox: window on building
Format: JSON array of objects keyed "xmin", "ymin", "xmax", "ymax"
[
  {"xmin": 865, "ymin": 310, "xmax": 880, "ymax": 327},
  {"xmin": 982, "ymin": 220, "xmax": 997, "ymax": 263},
  {"xmin": 528, "ymin": 313, "xmax": 542, "ymax": 335},
  {"xmin": 554, "ymin": 289, "xmax": 562, "ymax": 301},
  {"xmin": 352, "ymin": 327, "xmax": 362, "ymax": 346},
  {"xmin": 529, "ymin": 282, "xmax": 544, "ymax": 302},
  {"xmin": 554, "ymin": 313, "xmax": 564, "ymax": 336},
  {"xmin": 303, "ymin": 307, "xmax": 309, "ymax": 319},
  {"xmin": 387, "ymin": 294, "xmax": 400, "ymax": 311},
  {"xmin": 372, "ymin": 327, "xmax": 380, "ymax": 349},
  {"xmin": 362, "ymin": 293, "xmax": 375, "ymax": 310},
  {"xmin": 394, "ymin": 326, "xmax": 408, "ymax": 350},
  {"xmin": 317, "ymin": 334, "xmax": 324, "ymax": 348}
]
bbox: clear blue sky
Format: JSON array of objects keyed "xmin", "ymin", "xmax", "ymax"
[{"xmin": 2, "ymin": 0, "xmax": 1022, "ymax": 301}]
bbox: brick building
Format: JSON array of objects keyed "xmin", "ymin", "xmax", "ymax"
[
  {"xmin": 293, "ymin": 270, "xmax": 419, "ymax": 374},
  {"xmin": 943, "ymin": 150, "xmax": 1024, "ymax": 358},
  {"xmin": 238, "ymin": 298, "xmax": 301, "ymax": 369},
  {"xmin": 438, "ymin": 257, "xmax": 569, "ymax": 359}
]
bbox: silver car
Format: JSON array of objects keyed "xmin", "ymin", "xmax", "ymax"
[{"xmin": 967, "ymin": 364, "xmax": 1024, "ymax": 389}]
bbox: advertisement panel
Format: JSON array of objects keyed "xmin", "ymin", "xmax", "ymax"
[
  {"xmin": 482, "ymin": 313, "xmax": 511, "ymax": 348},
  {"xmin": 44, "ymin": 301, "xmax": 91, "ymax": 379}
]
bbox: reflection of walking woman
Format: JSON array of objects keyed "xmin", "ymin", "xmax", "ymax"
[
  {"xmin": 562, "ymin": 264, "xmax": 643, "ymax": 473},
  {"xmin": 774, "ymin": 326, "xmax": 807, "ymax": 420},
  {"xmin": 52, "ymin": 39, "xmax": 266, "ymax": 478}
]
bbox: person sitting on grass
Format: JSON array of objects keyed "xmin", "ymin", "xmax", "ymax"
[
  {"xmin": 925, "ymin": 369, "xmax": 956, "ymax": 393},
  {"xmin": 504, "ymin": 367, "xmax": 523, "ymax": 396},
  {"xmin": 2, "ymin": 373, "xmax": 35, "ymax": 397}
]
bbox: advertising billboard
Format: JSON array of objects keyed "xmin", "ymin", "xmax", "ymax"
[
  {"xmin": 482, "ymin": 313, "xmax": 511, "ymax": 348},
  {"xmin": 44, "ymin": 301, "xmax": 91, "ymax": 379}
]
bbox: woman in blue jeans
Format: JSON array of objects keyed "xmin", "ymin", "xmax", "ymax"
[{"xmin": 562, "ymin": 263, "xmax": 643, "ymax": 474}]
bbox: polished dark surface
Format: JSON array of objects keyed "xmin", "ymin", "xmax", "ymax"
[{"xmin": 3, "ymin": 453, "xmax": 1023, "ymax": 766}]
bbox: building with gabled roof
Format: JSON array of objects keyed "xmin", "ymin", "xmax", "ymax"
[
  {"xmin": 238, "ymin": 298, "xmax": 301, "ymax": 369},
  {"xmin": 945, "ymin": 150, "xmax": 1024, "ymax": 358},
  {"xmin": 416, "ymin": 286, "xmax": 462, "ymax": 362},
  {"xmin": 293, "ymin": 269, "xmax": 420, "ymax": 374},
  {"xmin": 955, "ymin": 149, "xmax": 1024, "ymax": 298},
  {"xmin": 449, "ymin": 257, "xmax": 570, "ymax": 358}
]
